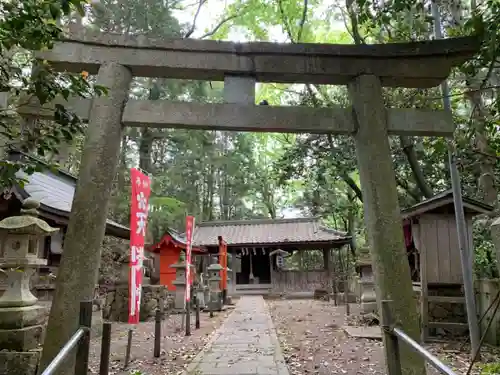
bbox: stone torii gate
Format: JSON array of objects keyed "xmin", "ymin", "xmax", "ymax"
[{"xmin": 20, "ymin": 26, "xmax": 479, "ymax": 375}]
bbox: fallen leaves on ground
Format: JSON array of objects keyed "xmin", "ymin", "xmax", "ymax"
[
  {"xmin": 267, "ymin": 299, "xmax": 500, "ymax": 375},
  {"xmin": 87, "ymin": 310, "xmax": 231, "ymax": 375}
]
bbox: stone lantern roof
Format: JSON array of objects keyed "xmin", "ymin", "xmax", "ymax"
[{"xmin": 0, "ymin": 198, "xmax": 59, "ymax": 236}]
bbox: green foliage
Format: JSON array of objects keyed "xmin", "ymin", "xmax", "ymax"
[
  {"xmin": 474, "ymin": 219, "xmax": 499, "ymax": 279},
  {"xmin": 0, "ymin": 0, "xmax": 105, "ymax": 188},
  {"xmin": 148, "ymin": 196, "xmax": 186, "ymax": 242},
  {"xmin": 480, "ymin": 362, "xmax": 500, "ymax": 375}
]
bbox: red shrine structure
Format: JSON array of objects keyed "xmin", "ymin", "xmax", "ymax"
[{"xmin": 147, "ymin": 229, "xmax": 206, "ymax": 290}]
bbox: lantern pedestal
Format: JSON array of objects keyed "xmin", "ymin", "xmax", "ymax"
[
  {"xmin": 196, "ymin": 285, "xmax": 207, "ymax": 309},
  {"xmin": 357, "ymin": 263, "xmax": 377, "ymax": 314}
]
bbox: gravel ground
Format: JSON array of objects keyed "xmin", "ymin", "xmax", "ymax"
[{"xmin": 267, "ymin": 299, "xmax": 500, "ymax": 375}]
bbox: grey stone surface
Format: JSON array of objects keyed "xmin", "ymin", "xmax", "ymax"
[
  {"xmin": 0, "ymin": 350, "xmax": 40, "ymax": 375},
  {"xmin": 0, "ymin": 305, "xmax": 47, "ymax": 329},
  {"xmin": 37, "ymin": 25, "xmax": 478, "ymax": 87},
  {"xmin": 187, "ymin": 296, "xmax": 288, "ymax": 375},
  {"xmin": 18, "ymin": 96, "xmax": 455, "ymax": 136},
  {"xmin": 224, "ymin": 76, "xmax": 255, "ymax": 104},
  {"xmin": 0, "ymin": 324, "xmax": 44, "ymax": 351}
]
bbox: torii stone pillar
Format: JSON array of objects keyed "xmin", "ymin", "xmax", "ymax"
[
  {"xmin": 350, "ymin": 75, "xmax": 424, "ymax": 375},
  {"xmin": 39, "ymin": 62, "xmax": 133, "ymax": 373}
]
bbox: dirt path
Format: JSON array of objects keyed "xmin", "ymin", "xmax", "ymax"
[
  {"xmin": 267, "ymin": 299, "xmax": 500, "ymax": 375},
  {"xmin": 87, "ymin": 309, "xmax": 232, "ymax": 375}
]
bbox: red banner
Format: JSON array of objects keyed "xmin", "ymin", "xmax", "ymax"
[
  {"xmin": 185, "ymin": 216, "xmax": 195, "ymax": 302},
  {"xmin": 129, "ymin": 168, "xmax": 151, "ymax": 324}
]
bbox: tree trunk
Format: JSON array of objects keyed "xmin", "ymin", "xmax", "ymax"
[
  {"xmin": 466, "ymin": 87, "xmax": 497, "ymax": 207},
  {"xmin": 399, "ymin": 136, "xmax": 434, "ymax": 198}
]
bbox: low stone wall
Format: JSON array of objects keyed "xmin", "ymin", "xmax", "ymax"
[{"xmin": 103, "ymin": 284, "xmax": 172, "ymax": 322}]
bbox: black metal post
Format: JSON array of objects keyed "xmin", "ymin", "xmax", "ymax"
[
  {"xmin": 75, "ymin": 301, "xmax": 93, "ymax": 375},
  {"xmin": 124, "ymin": 329, "xmax": 133, "ymax": 369},
  {"xmin": 154, "ymin": 308, "xmax": 162, "ymax": 357},
  {"xmin": 380, "ymin": 300, "xmax": 402, "ymax": 375},
  {"xmin": 185, "ymin": 300, "xmax": 191, "ymax": 336},
  {"xmin": 195, "ymin": 293, "xmax": 200, "ymax": 329},
  {"xmin": 99, "ymin": 322, "xmax": 112, "ymax": 375}
]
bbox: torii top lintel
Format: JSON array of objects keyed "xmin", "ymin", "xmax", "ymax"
[{"xmin": 38, "ymin": 25, "xmax": 479, "ymax": 88}]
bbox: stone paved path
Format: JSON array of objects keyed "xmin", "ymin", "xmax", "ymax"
[{"xmin": 185, "ymin": 296, "xmax": 289, "ymax": 375}]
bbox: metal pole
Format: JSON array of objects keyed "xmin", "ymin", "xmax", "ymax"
[
  {"xmin": 75, "ymin": 301, "xmax": 93, "ymax": 375},
  {"xmin": 124, "ymin": 329, "xmax": 133, "ymax": 369},
  {"xmin": 40, "ymin": 329, "xmax": 86, "ymax": 375},
  {"xmin": 185, "ymin": 299, "xmax": 191, "ymax": 336},
  {"xmin": 99, "ymin": 322, "xmax": 112, "ymax": 375},
  {"xmin": 393, "ymin": 328, "xmax": 457, "ymax": 375},
  {"xmin": 195, "ymin": 293, "xmax": 201, "ymax": 329},
  {"xmin": 430, "ymin": 1, "xmax": 480, "ymax": 357},
  {"xmin": 154, "ymin": 308, "xmax": 162, "ymax": 357}
]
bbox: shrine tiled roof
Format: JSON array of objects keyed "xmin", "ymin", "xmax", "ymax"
[
  {"xmin": 193, "ymin": 217, "xmax": 350, "ymax": 247},
  {"xmin": 9, "ymin": 151, "xmax": 129, "ymax": 239}
]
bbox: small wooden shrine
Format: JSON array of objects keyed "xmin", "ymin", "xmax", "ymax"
[
  {"xmin": 356, "ymin": 190, "xmax": 494, "ymax": 339},
  {"xmin": 401, "ymin": 190, "xmax": 493, "ymax": 339},
  {"xmin": 147, "ymin": 229, "xmax": 206, "ymax": 290}
]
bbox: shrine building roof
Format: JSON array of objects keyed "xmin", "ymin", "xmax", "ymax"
[
  {"xmin": 193, "ymin": 217, "xmax": 351, "ymax": 248},
  {"xmin": 8, "ymin": 150, "xmax": 129, "ymax": 239},
  {"xmin": 148, "ymin": 228, "xmax": 206, "ymax": 254},
  {"xmin": 401, "ymin": 189, "xmax": 493, "ymax": 219}
]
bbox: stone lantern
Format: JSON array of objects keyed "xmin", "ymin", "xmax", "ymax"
[
  {"xmin": 207, "ymin": 263, "xmax": 223, "ymax": 312},
  {"xmin": 0, "ymin": 198, "xmax": 59, "ymax": 375},
  {"xmin": 356, "ymin": 258, "xmax": 377, "ymax": 314},
  {"xmin": 171, "ymin": 252, "xmax": 193, "ymax": 312}
]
